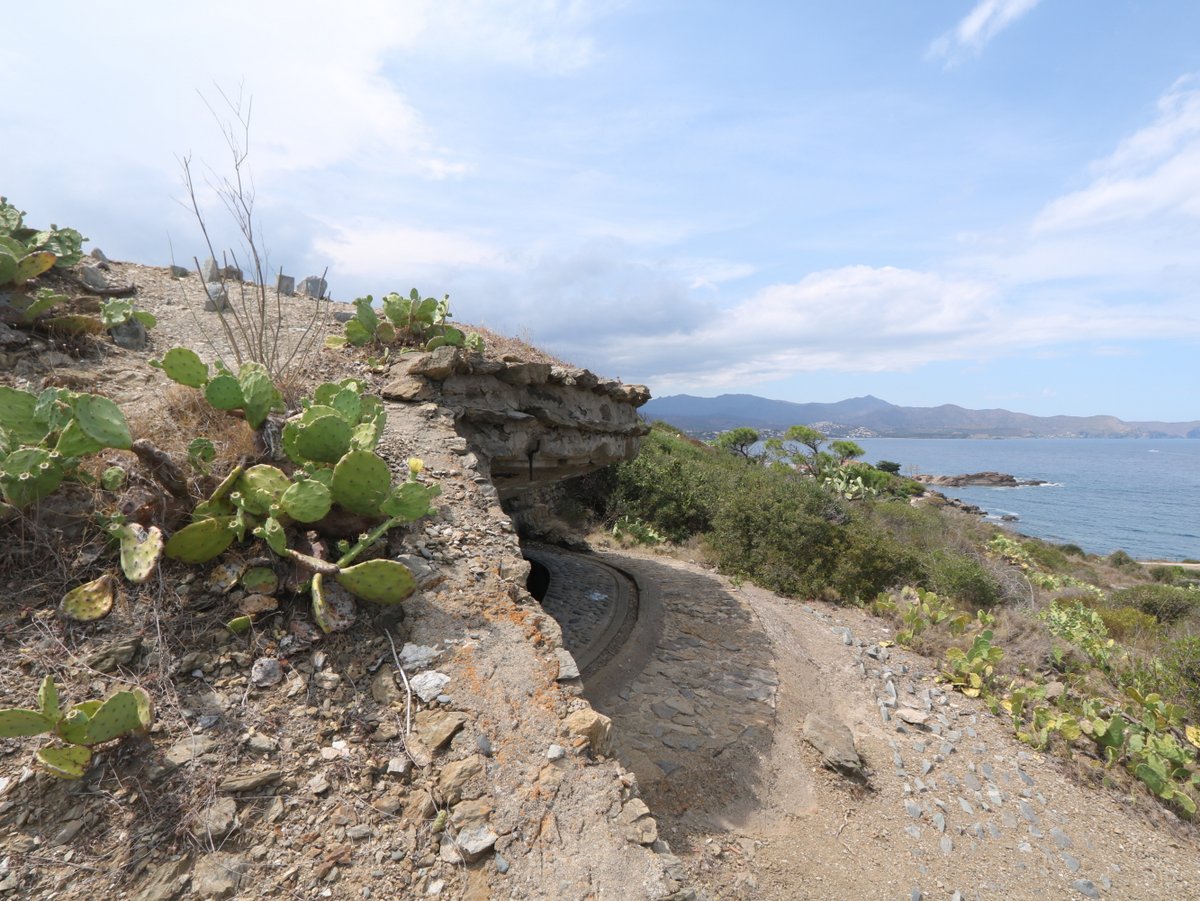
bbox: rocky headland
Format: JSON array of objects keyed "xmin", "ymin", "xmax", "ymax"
[{"xmin": 915, "ymin": 471, "xmax": 1049, "ymax": 488}]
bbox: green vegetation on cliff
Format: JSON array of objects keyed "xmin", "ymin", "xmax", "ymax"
[{"xmin": 569, "ymin": 422, "xmax": 1200, "ymax": 818}]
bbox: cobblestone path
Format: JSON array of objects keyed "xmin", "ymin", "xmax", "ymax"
[
  {"xmin": 529, "ymin": 547, "xmax": 778, "ymax": 820},
  {"xmin": 530, "ymin": 546, "xmax": 1200, "ymax": 900}
]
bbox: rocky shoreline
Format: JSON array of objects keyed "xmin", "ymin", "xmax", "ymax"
[{"xmin": 914, "ymin": 471, "xmax": 1048, "ymax": 488}]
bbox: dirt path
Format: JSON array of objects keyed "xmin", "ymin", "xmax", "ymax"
[{"xmin": 586, "ymin": 549, "xmax": 1200, "ymax": 901}]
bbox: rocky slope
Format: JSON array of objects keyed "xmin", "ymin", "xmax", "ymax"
[{"xmin": 0, "ymin": 260, "xmax": 678, "ymax": 900}]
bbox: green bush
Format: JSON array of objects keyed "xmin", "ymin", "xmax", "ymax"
[
  {"xmin": 707, "ymin": 466, "xmax": 917, "ymax": 601},
  {"xmin": 606, "ymin": 425, "xmax": 728, "ymax": 542},
  {"xmin": 1110, "ymin": 584, "xmax": 1198, "ymax": 624},
  {"xmin": 1149, "ymin": 564, "xmax": 1194, "ymax": 586},
  {"xmin": 920, "ymin": 548, "xmax": 1001, "ymax": 607},
  {"xmin": 1057, "ymin": 543, "xmax": 1086, "ymax": 558},
  {"xmin": 1107, "ymin": 549, "xmax": 1137, "ymax": 568},
  {"xmin": 1097, "ymin": 606, "xmax": 1159, "ymax": 641},
  {"xmin": 1161, "ymin": 636, "xmax": 1200, "ymax": 719}
]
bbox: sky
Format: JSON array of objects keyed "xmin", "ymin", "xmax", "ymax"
[{"xmin": 6, "ymin": 1, "xmax": 1200, "ymax": 422}]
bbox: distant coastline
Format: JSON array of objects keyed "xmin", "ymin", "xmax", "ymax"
[{"xmin": 643, "ymin": 393, "xmax": 1200, "ymax": 441}]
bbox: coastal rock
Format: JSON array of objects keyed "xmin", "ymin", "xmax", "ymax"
[{"xmin": 916, "ymin": 472, "xmax": 1047, "ymax": 488}]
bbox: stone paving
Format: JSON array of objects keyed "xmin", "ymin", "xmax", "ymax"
[
  {"xmin": 522, "ymin": 543, "xmax": 636, "ymax": 676},
  {"xmin": 530, "ymin": 547, "xmax": 778, "ymax": 817},
  {"xmin": 530, "ymin": 547, "xmax": 1198, "ymax": 898}
]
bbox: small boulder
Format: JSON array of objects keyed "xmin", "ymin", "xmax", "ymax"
[
  {"xmin": 562, "ymin": 708, "xmax": 613, "ymax": 756},
  {"xmin": 802, "ymin": 712, "xmax": 865, "ymax": 778}
]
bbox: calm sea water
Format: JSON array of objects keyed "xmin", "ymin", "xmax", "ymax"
[{"xmin": 854, "ymin": 438, "xmax": 1200, "ymax": 562}]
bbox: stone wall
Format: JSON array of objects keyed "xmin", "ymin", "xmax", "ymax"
[{"xmin": 382, "ymin": 346, "xmax": 651, "ymax": 498}]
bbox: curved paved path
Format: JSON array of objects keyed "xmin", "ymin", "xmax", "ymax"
[
  {"xmin": 529, "ymin": 545, "xmax": 1200, "ymax": 900},
  {"xmin": 528, "ymin": 546, "xmax": 778, "ymax": 819}
]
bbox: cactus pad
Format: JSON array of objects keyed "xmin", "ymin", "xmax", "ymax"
[
  {"xmin": 331, "ymin": 450, "xmax": 391, "ymax": 515},
  {"xmin": 56, "ymin": 705, "xmax": 95, "ymax": 745},
  {"xmin": 351, "ymin": 421, "xmax": 380, "ymax": 452},
  {"xmin": 380, "ymin": 481, "xmax": 441, "ymax": 521},
  {"xmin": 154, "ymin": 347, "xmax": 208, "ymax": 387},
  {"xmin": 344, "ymin": 318, "xmax": 373, "ymax": 346},
  {"xmin": 331, "ymin": 387, "xmax": 362, "ymax": 422},
  {"xmin": 312, "ymin": 383, "xmax": 341, "ymax": 406},
  {"xmin": 0, "ymin": 708, "xmax": 54, "ymax": 738},
  {"xmin": 238, "ymin": 363, "xmax": 277, "ymax": 429},
  {"xmin": 241, "ymin": 566, "xmax": 278, "ymax": 594},
  {"xmin": 204, "ymin": 373, "xmax": 244, "ymax": 410},
  {"xmin": 1, "ymin": 447, "xmax": 65, "ymax": 507},
  {"xmin": 0, "ymin": 385, "xmax": 49, "ymax": 445},
  {"xmin": 60, "ymin": 573, "xmax": 116, "ymax": 621},
  {"xmin": 165, "ymin": 517, "xmax": 235, "ymax": 563},
  {"xmin": 254, "ymin": 516, "xmax": 288, "ymax": 555},
  {"xmin": 115, "ymin": 523, "xmax": 163, "ymax": 583},
  {"xmin": 37, "ymin": 673, "xmax": 60, "ymax": 721},
  {"xmin": 35, "ymin": 745, "xmax": 92, "ymax": 780},
  {"xmin": 83, "ymin": 689, "xmax": 152, "ymax": 745},
  {"xmin": 292, "ymin": 414, "xmax": 353, "ymax": 464},
  {"xmin": 336, "ymin": 558, "xmax": 416, "ymax": 605},
  {"xmin": 54, "ymin": 418, "xmax": 104, "ymax": 459},
  {"xmin": 73, "ymin": 394, "xmax": 133, "ymax": 449},
  {"xmin": 236, "ymin": 465, "xmax": 290, "ymax": 515},
  {"xmin": 280, "ymin": 479, "xmax": 332, "ymax": 523},
  {"xmin": 14, "ymin": 249, "xmax": 56, "ymax": 282},
  {"xmin": 312, "ymin": 573, "xmax": 357, "ymax": 633}
]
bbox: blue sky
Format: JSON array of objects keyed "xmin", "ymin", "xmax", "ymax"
[{"xmin": 6, "ymin": 1, "xmax": 1200, "ymax": 421}]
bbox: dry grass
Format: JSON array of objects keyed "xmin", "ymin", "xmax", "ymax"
[{"xmin": 128, "ymin": 385, "xmax": 259, "ymax": 473}]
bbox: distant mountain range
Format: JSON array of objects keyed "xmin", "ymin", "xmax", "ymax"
[{"xmin": 641, "ymin": 394, "xmax": 1200, "ymax": 440}]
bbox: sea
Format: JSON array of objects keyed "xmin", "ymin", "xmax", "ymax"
[{"xmin": 851, "ymin": 438, "xmax": 1200, "ymax": 563}]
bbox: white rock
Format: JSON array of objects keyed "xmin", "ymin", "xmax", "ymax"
[{"xmin": 411, "ymin": 671, "xmax": 450, "ymax": 702}]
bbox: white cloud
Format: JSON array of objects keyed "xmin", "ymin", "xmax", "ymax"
[
  {"xmin": 1034, "ymin": 76, "xmax": 1200, "ymax": 232},
  {"xmin": 313, "ymin": 222, "xmax": 511, "ymax": 285},
  {"xmin": 529, "ymin": 261, "xmax": 1200, "ymax": 393},
  {"xmin": 928, "ymin": 0, "xmax": 1042, "ymax": 65},
  {"xmin": 3, "ymin": 1, "xmax": 613, "ymax": 189}
]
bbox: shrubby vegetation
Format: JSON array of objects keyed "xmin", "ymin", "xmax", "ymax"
[{"xmin": 571, "ymin": 420, "xmax": 1200, "ymax": 818}]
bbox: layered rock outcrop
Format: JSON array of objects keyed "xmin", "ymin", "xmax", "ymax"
[{"xmin": 382, "ymin": 346, "xmax": 651, "ymax": 497}]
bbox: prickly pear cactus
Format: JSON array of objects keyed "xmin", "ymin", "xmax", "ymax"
[
  {"xmin": 72, "ymin": 394, "xmax": 133, "ymax": 450},
  {"xmin": 54, "ymin": 419, "xmax": 103, "ymax": 458},
  {"xmin": 0, "ymin": 447, "xmax": 64, "ymax": 507},
  {"xmin": 336, "ymin": 558, "xmax": 416, "ymax": 605},
  {"xmin": 238, "ymin": 363, "xmax": 277, "ymax": 429},
  {"xmin": 330, "ymin": 386, "xmax": 363, "ymax": 422},
  {"xmin": 153, "ymin": 347, "xmax": 209, "ymax": 388},
  {"xmin": 241, "ymin": 566, "xmax": 278, "ymax": 595},
  {"xmin": 204, "ymin": 373, "xmax": 244, "ymax": 410},
  {"xmin": 82, "ymin": 689, "xmax": 152, "ymax": 745},
  {"xmin": 331, "ymin": 450, "xmax": 391, "ymax": 515},
  {"xmin": 0, "ymin": 707, "xmax": 54, "ymax": 738},
  {"xmin": 234, "ymin": 465, "xmax": 290, "ymax": 515},
  {"xmin": 289, "ymin": 414, "xmax": 353, "ymax": 464},
  {"xmin": 36, "ymin": 745, "xmax": 92, "ymax": 779},
  {"xmin": 254, "ymin": 515, "xmax": 287, "ymax": 555},
  {"xmin": 312, "ymin": 572, "xmax": 357, "ymax": 633},
  {"xmin": 0, "ymin": 386, "xmax": 50, "ymax": 445},
  {"xmin": 380, "ymin": 481, "xmax": 441, "ymax": 520},
  {"xmin": 114, "ymin": 523, "xmax": 164, "ymax": 584},
  {"xmin": 279, "ymin": 478, "xmax": 332, "ymax": 523},
  {"xmin": 59, "ymin": 574, "xmax": 115, "ymax": 621},
  {"xmin": 165, "ymin": 517, "xmax": 236, "ymax": 563}
]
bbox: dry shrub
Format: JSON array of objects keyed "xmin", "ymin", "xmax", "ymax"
[
  {"xmin": 130, "ymin": 385, "xmax": 258, "ymax": 467},
  {"xmin": 988, "ymin": 606, "xmax": 1057, "ymax": 677}
]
